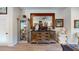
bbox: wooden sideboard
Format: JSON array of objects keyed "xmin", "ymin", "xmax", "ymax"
[
  {"xmin": 31, "ymin": 31, "xmax": 56, "ymax": 43},
  {"xmin": 30, "ymin": 13, "xmax": 56, "ymax": 43}
]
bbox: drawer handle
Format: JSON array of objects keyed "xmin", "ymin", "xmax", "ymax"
[
  {"xmin": 45, "ymin": 36, "xmax": 48, "ymax": 37},
  {"xmin": 38, "ymin": 39, "xmax": 41, "ymax": 40},
  {"xmin": 45, "ymin": 39, "xmax": 49, "ymax": 40},
  {"xmin": 38, "ymin": 33, "xmax": 41, "ymax": 34},
  {"xmin": 38, "ymin": 36, "xmax": 41, "ymax": 37},
  {"xmin": 45, "ymin": 33, "xmax": 48, "ymax": 34}
]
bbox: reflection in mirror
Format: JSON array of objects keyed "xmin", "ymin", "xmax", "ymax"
[{"xmin": 33, "ymin": 16, "xmax": 52, "ymax": 27}]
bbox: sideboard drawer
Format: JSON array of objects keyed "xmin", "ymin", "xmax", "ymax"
[{"xmin": 31, "ymin": 31, "xmax": 56, "ymax": 43}]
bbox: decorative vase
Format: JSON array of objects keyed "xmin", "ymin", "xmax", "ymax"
[{"xmin": 35, "ymin": 24, "xmax": 39, "ymax": 31}]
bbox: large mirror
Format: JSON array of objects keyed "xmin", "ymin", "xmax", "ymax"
[
  {"xmin": 30, "ymin": 13, "xmax": 55, "ymax": 31},
  {"xmin": 33, "ymin": 16, "xmax": 52, "ymax": 27}
]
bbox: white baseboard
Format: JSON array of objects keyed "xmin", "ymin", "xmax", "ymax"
[
  {"xmin": 0, "ymin": 43, "xmax": 10, "ymax": 46},
  {"xmin": 0, "ymin": 42, "xmax": 17, "ymax": 47},
  {"xmin": 7, "ymin": 42, "xmax": 17, "ymax": 47},
  {"xmin": 7, "ymin": 43, "xmax": 15, "ymax": 47}
]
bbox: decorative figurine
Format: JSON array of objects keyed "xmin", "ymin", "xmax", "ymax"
[
  {"xmin": 44, "ymin": 22, "xmax": 48, "ymax": 31},
  {"xmin": 39, "ymin": 21, "xmax": 43, "ymax": 31}
]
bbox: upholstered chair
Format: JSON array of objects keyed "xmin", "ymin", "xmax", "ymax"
[{"xmin": 57, "ymin": 28, "xmax": 69, "ymax": 44}]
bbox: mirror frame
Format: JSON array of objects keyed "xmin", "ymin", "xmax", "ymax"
[{"xmin": 30, "ymin": 13, "xmax": 55, "ymax": 29}]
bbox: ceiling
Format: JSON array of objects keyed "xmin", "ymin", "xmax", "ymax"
[{"xmin": 19, "ymin": 7, "xmax": 67, "ymax": 10}]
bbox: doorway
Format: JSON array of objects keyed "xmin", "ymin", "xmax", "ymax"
[{"xmin": 17, "ymin": 15, "xmax": 29, "ymax": 43}]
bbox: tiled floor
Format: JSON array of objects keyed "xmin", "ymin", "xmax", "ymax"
[{"xmin": 0, "ymin": 43, "xmax": 63, "ymax": 51}]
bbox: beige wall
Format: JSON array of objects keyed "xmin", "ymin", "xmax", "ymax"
[{"xmin": 64, "ymin": 8, "xmax": 71, "ymax": 33}]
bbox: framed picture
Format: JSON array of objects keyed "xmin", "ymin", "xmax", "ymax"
[
  {"xmin": 0, "ymin": 7, "xmax": 7, "ymax": 14},
  {"xmin": 74, "ymin": 20, "xmax": 79, "ymax": 28},
  {"xmin": 56, "ymin": 19, "xmax": 64, "ymax": 27}
]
